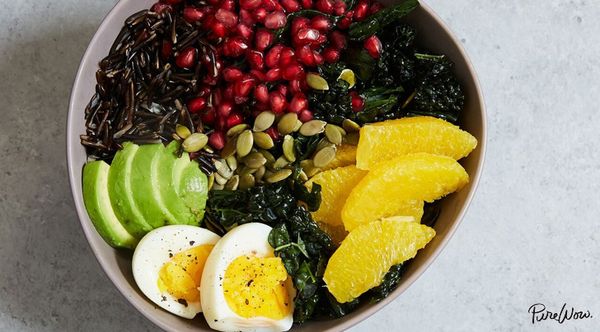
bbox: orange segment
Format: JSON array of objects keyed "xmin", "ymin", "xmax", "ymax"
[
  {"xmin": 324, "ymin": 219, "xmax": 435, "ymax": 303},
  {"xmin": 306, "ymin": 165, "xmax": 367, "ymax": 227},
  {"xmin": 356, "ymin": 116, "xmax": 477, "ymax": 170},
  {"xmin": 342, "ymin": 153, "xmax": 468, "ymax": 231},
  {"xmin": 320, "ymin": 145, "xmax": 357, "ymax": 171}
]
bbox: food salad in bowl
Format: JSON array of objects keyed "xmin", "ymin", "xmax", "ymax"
[{"xmin": 67, "ymin": 0, "xmax": 485, "ymax": 330}]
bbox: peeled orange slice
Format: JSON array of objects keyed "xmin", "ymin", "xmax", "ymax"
[
  {"xmin": 356, "ymin": 116, "xmax": 477, "ymax": 170},
  {"xmin": 342, "ymin": 153, "xmax": 468, "ymax": 231},
  {"xmin": 324, "ymin": 219, "xmax": 435, "ymax": 303}
]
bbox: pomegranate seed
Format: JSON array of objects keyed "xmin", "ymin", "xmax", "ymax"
[
  {"xmin": 294, "ymin": 28, "xmax": 320, "ymax": 46},
  {"xmin": 201, "ymin": 108, "xmax": 216, "ymax": 125},
  {"xmin": 312, "ymin": 51, "xmax": 324, "ymax": 65},
  {"xmin": 236, "ymin": 24, "xmax": 254, "ymax": 41},
  {"xmin": 254, "ymin": 84, "xmax": 270, "ymax": 103},
  {"xmin": 234, "ymin": 76, "xmax": 256, "ymax": 104},
  {"xmin": 269, "ymin": 91, "xmax": 287, "ymax": 114},
  {"xmin": 337, "ymin": 17, "xmax": 352, "ymax": 29},
  {"xmin": 265, "ymin": 127, "xmax": 280, "ymax": 140},
  {"xmin": 212, "ymin": 89, "xmax": 223, "ymax": 106},
  {"xmin": 223, "ymin": 67, "xmax": 243, "ymax": 82},
  {"xmin": 277, "ymin": 84, "xmax": 289, "ymax": 97},
  {"xmin": 240, "ymin": 0, "xmax": 262, "ymax": 10},
  {"xmin": 222, "ymin": 37, "xmax": 249, "ymax": 57},
  {"xmin": 265, "ymin": 44, "xmax": 284, "ymax": 68},
  {"xmin": 282, "ymin": 63, "xmax": 304, "ymax": 80},
  {"xmin": 209, "ymin": 131, "xmax": 226, "ymax": 150},
  {"xmin": 227, "ymin": 112, "xmax": 244, "ymax": 128},
  {"xmin": 322, "ymin": 47, "xmax": 340, "ymax": 63},
  {"xmin": 224, "ymin": 84, "xmax": 235, "ymax": 99},
  {"xmin": 364, "ymin": 35, "xmax": 382, "ymax": 59},
  {"xmin": 255, "ymin": 29, "xmax": 274, "ymax": 51},
  {"xmin": 301, "ymin": 0, "xmax": 313, "ymax": 9},
  {"xmin": 299, "ymin": 109, "xmax": 314, "ymax": 122},
  {"xmin": 333, "ymin": 0, "xmax": 347, "ymax": 15},
  {"xmin": 263, "ymin": 0, "xmax": 279, "ymax": 10},
  {"xmin": 315, "ymin": 0, "xmax": 334, "ymax": 14},
  {"xmin": 310, "ymin": 15, "xmax": 331, "ymax": 32},
  {"xmin": 198, "ymin": 86, "xmax": 212, "ymax": 97},
  {"xmin": 253, "ymin": 8, "xmax": 267, "ymax": 23},
  {"xmin": 247, "ymin": 50, "xmax": 265, "ymax": 70},
  {"xmin": 279, "ymin": 47, "xmax": 296, "ymax": 67},
  {"xmin": 220, "ymin": 0, "xmax": 236, "ymax": 11},
  {"xmin": 151, "ymin": 2, "xmax": 172, "ymax": 14},
  {"xmin": 280, "ymin": 0, "xmax": 301, "ymax": 12},
  {"xmin": 163, "ymin": 0, "xmax": 182, "ymax": 4},
  {"xmin": 289, "ymin": 80, "xmax": 303, "ymax": 93},
  {"xmin": 354, "ymin": 1, "xmax": 369, "ymax": 21},
  {"xmin": 183, "ymin": 7, "xmax": 205, "ymax": 22},
  {"xmin": 217, "ymin": 101, "xmax": 234, "ymax": 117},
  {"xmin": 187, "ymin": 97, "xmax": 207, "ymax": 113},
  {"xmin": 296, "ymin": 45, "xmax": 315, "ymax": 66},
  {"xmin": 315, "ymin": 34, "xmax": 327, "ymax": 45},
  {"xmin": 215, "ymin": 9, "xmax": 238, "ymax": 28},
  {"xmin": 291, "ymin": 17, "xmax": 311, "ymax": 35},
  {"xmin": 239, "ymin": 9, "xmax": 255, "ymax": 25},
  {"xmin": 264, "ymin": 11, "xmax": 287, "ymax": 29},
  {"xmin": 266, "ymin": 68, "xmax": 282, "ymax": 81},
  {"xmin": 350, "ymin": 91, "xmax": 365, "ymax": 112},
  {"xmin": 161, "ymin": 40, "xmax": 173, "ymax": 59},
  {"xmin": 370, "ymin": 1, "xmax": 383, "ymax": 14},
  {"xmin": 329, "ymin": 30, "xmax": 347, "ymax": 49},
  {"xmin": 289, "ymin": 93, "xmax": 308, "ymax": 113},
  {"xmin": 175, "ymin": 47, "xmax": 197, "ymax": 69},
  {"xmin": 250, "ymin": 69, "xmax": 267, "ymax": 81},
  {"xmin": 216, "ymin": 117, "xmax": 227, "ymax": 131},
  {"xmin": 211, "ymin": 21, "xmax": 228, "ymax": 38},
  {"xmin": 207, "ymin": 0, "xmax": 221, "ymax": 5}
]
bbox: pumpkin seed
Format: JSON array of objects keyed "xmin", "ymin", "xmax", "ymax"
[
  {"xmin": 214, "ymin": 160, "xmax": 233, "ymax": 179},
  {"xmin": 225, "ymin": 175, "xmax": 239, "ymax": 190},
  {"xmin": 293, "ymin": 120, "xmax": 303, "ymax": 132},
  {"xmin": 313, "ymin": 146, "xmax": 336, "ymax": 168},
  {"xmin": 253, "ymin": 111, "xmax": 275, "ymax": 132},
  {"xmin": 203, "ymin": 145, "xmax": 215, "ymax": 154},
  {"xmin": 239, "ymin": 165, "xmax": 259, "ymax": 177},
  {"xmin": 299, "ymin": 120, "xmax": 327, "ymax": 136},
  {"xmin": 254, "ymin": 166, "xmax": 266, "ymax": 182},
  {"xmin": 176, "ymin": 124, "xmax": 192, "ymax": 139},
  {"xmin": 220, "ymin": 136, "xmax": 237, "ymax": 158},
  {"xmin": 306, "ymin": 73, "xmax": 329, "ymax": 90},
  {"xmin": 273, "ymin": 156, "xmax": 290, "ymax": 170},
  {"xmin": 238, "ymin": 173, "xmax": 255, "ymax": 189},
  {"xmin": 345, "ymin": 132, "xmax": 360, "ymax": 145},
  {"xmin": 236, "ymin": 130, "xmax": 254, "ymax": 157},
  {"xmin": 277, "ymin": 113, "xmax": 299, "ymax": 135},
  {"xmin": 266, "ymin": 169, "xmax": 293, "ymax": 183},
  {"xmin": 212, "ymin": 183, "xmax": 224, "ymax": 190},
  {"xmin": 207, "ymin": 173, "xmax": 215, "ymax": 190},
  {"xmin": 227, "ymin": 123, "xmax": 249, "ymax": 137},
  {"xmin": 214, "ymin": 172, "xmax": 228, "ymax": 185},
  {"xmin": 305, "ymin": 166, "xmax": 321, "ymax": 178},
  {"xmin": 337, "ymin": 68, "xmax": 356, "ymax": 88},
  {"xmin": 182, "ymin": 133, "xmax": 208, "ymax": 153},
  {"xmin": 342, "ymin": 119, "xmax": 360, "ymax": 132},
  {"xmin": 301, "ymin": 159, "xmax": 320, "ymax": 178},
  {"xmin": 317, "ymin": 137, "xmax": 335, "ymax": 151},
  {"xmin": 172, "ymin": 133, "xmax": 182, "ymax": 141},
  {"xmin": 282, "ymin": 135, "xmax": 296, "ymax": 162},
  {"xmin": 259, "ymin": 149, "xmax": 276, "ymax": 164},
  {"xmin": 300, "ymin": 159, "xmax": 314, "ymax": 170},
  {"xmin": 325, "ymin": 124, "xmax": 343, "ymax": 145},
  {"xmin": 243, "ymin": 152, "xmax": 267, "ymax": 168},
  {"xmin": 253, "ymin": 132, "xmax": 275, "ymax": 149},
  {"xmin": 298, "ymin": 169, "xmax": 309, "ymax": 182},
  {"xmin": 226, "ymin": 155, "xmax": 238, "ymax": 172}
]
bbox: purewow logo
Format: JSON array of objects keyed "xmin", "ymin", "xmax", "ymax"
[{"xmin": 528, "ymin": 303, "xmax": 592, "ymax": 325}]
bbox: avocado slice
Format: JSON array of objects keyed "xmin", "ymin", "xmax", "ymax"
[
  {"xmin": 130, "ymin": 144, "xmax": 173, "ymax": 228},
  {"xmin": 82, "ymin": 161, "xmax": 138, "ymax": 249},
  {"xmin": 108, "ymin": 142, "xmax": 153, "ymax": 237},
  {"xmin": 176, "ymin": 160, "xmax": 208, "ymax": 221},
  {"xmin": 157, "ymin": 142, "xmax": 197, "ymax": 225}
]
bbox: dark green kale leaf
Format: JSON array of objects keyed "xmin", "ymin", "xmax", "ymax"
[
  {"xmin": 348, "ymin": 0, "xmax": 419, "ymax": 40},
  {"xmin": 367, "ymin": 264, "xmax": 406, "ymax": 302}
]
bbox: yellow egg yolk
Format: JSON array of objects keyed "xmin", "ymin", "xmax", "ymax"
[
  {"xmin": 223, "ymin": 255, "xmax": 291, "ymax": 319},
  {"xmin": 157, "ymin": 244, "xmax": 213, "ymax": 304}
]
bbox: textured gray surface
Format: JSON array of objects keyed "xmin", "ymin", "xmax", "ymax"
[{"xmin": 0, "ymin": 0, "xmax": 598, "ymax": 331}]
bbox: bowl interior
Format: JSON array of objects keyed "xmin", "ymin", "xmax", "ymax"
[{"xmin": 67, "ymin": 1, "xmax": 486, "ymax": 331}]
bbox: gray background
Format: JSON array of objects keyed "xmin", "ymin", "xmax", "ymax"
[{"xmin": 0, "ymin": 0, "xmax": 597, "ymax": 331}]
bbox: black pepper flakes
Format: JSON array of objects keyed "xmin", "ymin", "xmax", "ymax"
[
  {"xmin": 177, "ymin": 299, "xmax": 188, "ymax": 307},
  {"xmin": 189, "ymin": 241, "xmax": 195, "ymax": 246}
]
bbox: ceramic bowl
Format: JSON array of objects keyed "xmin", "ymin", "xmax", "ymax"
[{"xmin": 67, "ymin": 1, "xmax": 486, "ymax": 330}]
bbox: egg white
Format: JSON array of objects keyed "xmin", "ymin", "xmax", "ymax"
[
  {"xmin": 132, "ymin": 225, "xmax": 221, "ymax": 319},
  {"xmin": 201, "ymin": 223, "xmax": 295, "ymax": 332}
]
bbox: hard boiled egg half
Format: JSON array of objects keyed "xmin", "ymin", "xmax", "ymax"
[
  {"xmin": 201, "ymin": 223, "xmax": 295, "ymax": 332},
  {"xmin": 132, "ymin": 225, "xmax": 220, "ymax": 318}
]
